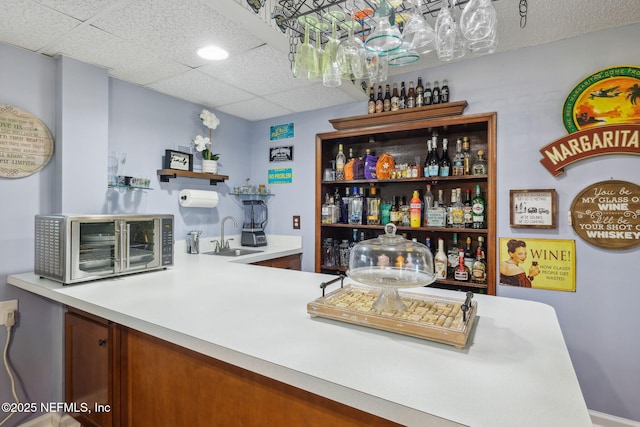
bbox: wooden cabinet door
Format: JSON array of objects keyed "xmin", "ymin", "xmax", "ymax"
[
  {"xmin": 251, "ymin": 254, "xmax": 302, "ymax": 270},
  {"xmin": 65, "ymin": 310, "xmax": 117, "ymax": 427}
]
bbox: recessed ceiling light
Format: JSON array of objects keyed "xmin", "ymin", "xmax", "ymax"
[{"xmin": 197, "ymin": 46, "xmax": 229, "ymax": 60}]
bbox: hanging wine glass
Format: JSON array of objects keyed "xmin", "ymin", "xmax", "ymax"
[
  {"xmin": 322, "ymin": 10, "xmax": 344, "ymax": 87},
  {"xmin": 312, "ymin": 22, "xmax": 328, "ymax": 81},
  {"xmin": 387, "ymin": 41, "xmax": 420, "ymax": 66},
  {"xmin": 364, "ymin": 0, "xmax": 402, "ymax": 55},
  {"xmin": 435, "ymin": 0, "xmax": 456, "ymax": 62},
  {"xmin": 294, "ymin": 15, "xmax": 319, "ymax": 80},
  {"xmin": 401, "ymin": 0, "xmax": 436, "ymax": 55},
  {"xmin": 336, "ymin": 20, "xmax": 366, "ymax": 80},
  {"xmin": 460, "ymin": 0, "xmax": 496, "ymax": 42}
]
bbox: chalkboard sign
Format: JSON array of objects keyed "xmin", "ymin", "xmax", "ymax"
[
  {"xmin": 570, "ymin": 180, "xmax": 640, "ymax": 250},
  {"xmin": 0, "ymin": 105, "xmax": 54, "ymax": 178}
]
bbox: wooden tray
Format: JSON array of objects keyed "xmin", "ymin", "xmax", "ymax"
[{"xmin": 307, "ymin": 284, "xmax": 477, "ymax": 348}]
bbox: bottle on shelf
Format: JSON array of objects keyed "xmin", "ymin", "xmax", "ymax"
[
  {"xmin": 321, "ymin": 193, "xmax": 332, "ymax": 224},
  {"xmin": 336, "ymin": 144, "xmax": 346, "ymax": 180},
  {"xmin": 453, "ymin": 249, "xmax": 470, "ymax": 282},
  {"xmin": 410, "ymin": 190, "xmax": 422, "ymax": 228},
  {"xmin": 439, "ymin": 138, "xmax": 451, "ymax": 177},
  {"xmin": 427, "ymin": 189, "xmax": 447, "ymax": 227},
  {"xmin": 334, "ymin": 187, "xmax": 343, "ymax": 224},
  {"xmin": 472, "ymin": 149, "xmax": 488, "ymax": 175},
  {"xmin": 441, "ymin": 79, "xmax": 450, "ymax": 103},
  {"xmin": 366, "ymin": 187, "xmax": 381, "ymax": 225},
  {"xmin": 348, "ymin": 147, "xmax": 355, "ymax": 162},
  {"xmin": 447, "ymin": 233, "xmax": 460, "ymax": 277},
  {"xmin": 471, "ymin": 246, "xmax": 487, "ymax": 284},
  {"xmin": 348, "ymin": 187, "xmax": 363, "ymax": 225},
  {"xmin": 390, "ymin": 83, "xmax": 399, "ymax": 111},
  {"xmin": 423, "ymin": 184, "xmax": 434, "ymax": 226},
  {"xmin": 432, "ymin": 80, "xmax": 440, "ymax": 105},
  {"xmin": 447, "ymin": 188, "xmax": 456, "ymax": 226},
  {"xmin": 450, "ymin": 188, "xmax": 464, "ymax": 228},
  {"xmin": 368, "ymin": 86, "xmax": 375, "ymax": 114},
  {"xmin": 475, "ymin": 236, "xmax": 486, "ymax": 261},
  {"xmin": 399, "ymin": 81, "xmax": 406, "ymax": 109},
  {"xmin": 389, "ymin": 196, "xmax": 400, "ymax": 225},
  {"xmin": 424, "ymin": 81, "xmax": 432, "ymax": 105},
  {"xmin": 423, "ymin": 138, "xmax": 432, "ymax": 178},
  {"xmin": 462, "ymin": 136, "xmax": 471, "ymax": 175},
  {"xmin": 452, "ymin": 138, "xmax": 464, "ymax": 176},
  {"xmin": 427, "ymin": 132, "xmax": 440, "ymax": 177},
  {"xmin": 383, "ymin": 84, "xmax": 391, "ymax": 112},
  {"xmin": 360, "ymin": 187, "xmax": 367, "ymax": 224},
  {"xmin": 375, "ymin": 85, "xmax": 384, "ymax": 113},
  {"xmin": 434, "ymin": 238, "xmax": 447, "ymax": 279},
  {"xmin": 342, "ymin": 187, "xmax": 351, "ymax": 224},
  {"xmin": 472, "ymin": 184, "xmax": 486, "ymax": 229},
  {"xmin": 416, "ymin": 77, "xmax": 424, "ymax": 107},
  {"xmin": 463, "ymin": 236, "xmax": 474, "ymax": 272},
  {"xmin": 400, "ymin": 196, "xmax": 411, "ymax": 227},
  {"xmin": 463, "ymin": 188, "xmax": 473, "ymax": 228},
  {"xmin": 407, "ymin": 81, "xmax": 416, "ymax": 108}
]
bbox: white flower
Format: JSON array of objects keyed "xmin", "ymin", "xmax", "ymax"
[
  {"xmin": 199, "ymin": 109, "xmax": 220, "ymax": 130},
  {"xmin": 193, "ymin": 135, "xmax": 211, "ymax": 152}
]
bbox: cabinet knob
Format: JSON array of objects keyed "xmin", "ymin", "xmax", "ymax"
[{"xmin": 98, "ymin": 339, "xmax": 107, "ymax": 346}]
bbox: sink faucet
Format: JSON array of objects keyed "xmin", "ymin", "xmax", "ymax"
[{"xmin": 219, "ymin": 216, "xmax": 238, "ymax": 250}]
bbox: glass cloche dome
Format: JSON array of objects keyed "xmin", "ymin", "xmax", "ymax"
[{"xmin": 347, "ymin": 223, "xmax": 435, "ymax": 312}]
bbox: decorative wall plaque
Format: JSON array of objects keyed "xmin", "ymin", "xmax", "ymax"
[
  {"xmin": 0, "ymin": 105, "xmax": 54, "ymax": 178},
  {"xmin": 570, "ymin": 180, "xmax": 640, "ymax": 250}
]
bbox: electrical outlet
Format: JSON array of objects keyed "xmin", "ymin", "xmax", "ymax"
[
  {"xmin": 0, "ymin": 299, "xmax": 18, "ymax": 326},
  {"xmin": 293, "ymin": 215, "xmax": 301, "ymax": 229}
]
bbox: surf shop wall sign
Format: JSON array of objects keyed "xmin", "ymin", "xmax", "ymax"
[
  {"xmin": 539, "ymin": 66, "xmax": 640, "ymax": 176},
  {"xmin": 570, "ymin": 180, "xmax": 640, "ymax": 250},
  {"xmin": 0, "ymin": 105, "xmax": 54, "ymax": 178}
]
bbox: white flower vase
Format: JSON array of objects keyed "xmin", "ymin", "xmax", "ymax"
[{"xmin": 202, "ymin": 160, "xmax": 218, "ymax": 174}]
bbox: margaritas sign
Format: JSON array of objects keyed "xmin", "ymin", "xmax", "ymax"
[{"xmin": 540, "ymin": 66, "xmax": 640, "ymax": 176}]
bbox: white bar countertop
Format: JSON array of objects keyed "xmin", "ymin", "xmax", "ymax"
[{"xmin": 8, "ymin": 235, "xmax": 591, "ymax": 427}]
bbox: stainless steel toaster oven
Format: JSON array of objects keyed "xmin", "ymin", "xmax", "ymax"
[{"xmin": 35, "ymin": 214, "xmax": 174, "ymax": 284}]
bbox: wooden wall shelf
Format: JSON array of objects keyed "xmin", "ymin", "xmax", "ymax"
[{"xmin": 157, "ymin": 169, "xmax": 229, "ymax": 186}]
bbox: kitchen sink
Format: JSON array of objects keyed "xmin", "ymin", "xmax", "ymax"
[{"xmin": 203, "ymin": 248, "xmax": 264, "ymax": 257}]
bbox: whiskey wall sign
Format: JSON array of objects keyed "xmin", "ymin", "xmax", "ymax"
[
  {"xmin": 570, "ymin": 180, "xmax": 640, "ymax": 250},
  {"xmin": 0, "ymin": 105, "xmax": 54, "ymax": 178},
  {"xmin": 540, "ymin": 66, "xmax": 640, "ymax": 176}
]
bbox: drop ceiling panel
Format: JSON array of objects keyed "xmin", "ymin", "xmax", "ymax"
[
  {"xmin": 34, "ymin": 0, "xmax": 124, "ymax": 21},
  {"xmin": 90, "ymin": 0, "xmax": 266, "ymax": 68},
  {"xmin": 265, "ymin": 83, "xmax": 361, "ymax": 113},
  {"xmin": 0, "ymin": 0, "xmax": 79, "ymax": 51},
  {"xmin": 216, "ymin": 97, "xmax": 293, "ymax": 122}
]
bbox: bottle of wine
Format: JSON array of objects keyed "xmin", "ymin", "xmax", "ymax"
[
  {"xmin": 390, "ymin": 83, "xmax": 399, "ymax": 111},
  {"xmin": 424, "ymin": 81, "xmax": 432, "ymax": 105},
  {"xmin": 399, "ymin": 81, "xmax": 406, "ymax": 110},
  {"xmin": 410, "ymin": 190, "xmax": 422, "ymax": 228},
  {"xmin": 454, "ymin": 249, "xmax": 470, "ymax": 282},
  {"xmin": 407, "ymin": 81, "xmax": 416, "ymax": 108},
  {"xmin": 416, "ymin": 77, "xmax": 424, "ymax": 107},
  {"xmin": 434, "ymin": 238, "xmax": 447, "ymax": 279},
  {"xmin": 375, "ymin": 85, "xmax": 384, "ymax": 113},
  {"xmin": 441, "ymin": 79, "xmax": 450, "ymax": 103},
  {"xmin": 335, "ymin": 143, "xmax": 346, "ymax": 180},
  {"xmin": 439, "ymin": 138, "xmax": 451, "ymax": 177},
  {"xmin": 383, "ymin": 84, "xmax": 391, "ymax": 112},
  {"xmin": 432, "ymin": 80, "xmax": 440, "ymax": 104},
  {"xmin": 368, "ymin": 86, "xmax": 375, "ymax": 114},
  {"xmin": 423, "ymin": 138, "xmax": 432, "ymax": 178},
  {"xmin": 472, "ymin": 184, "xmax": 486, "ymax": 229},
  {"xmin": 427, "ymin": 133, "xmax": 440, "ymax": 177}
]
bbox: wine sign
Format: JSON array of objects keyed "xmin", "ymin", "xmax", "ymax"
[
  {"xmin": 0, "ymin": 105, "xmax": 54, "ymax": 178},
  {"xmin": 570, "ymin": 180, "xmax": 640, "ymax": 250}
]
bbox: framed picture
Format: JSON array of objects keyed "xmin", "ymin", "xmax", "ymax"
[
  {"xmin": 510, "ymin": 189, "xmax": 557, "ymax": 228},
  {"xmin": 269, "ymin": 145, "xmax": 293, "ymax": 162},
  {"xmin": 164, "ymin": 149, "xmax": 193, "ymax": 171}
]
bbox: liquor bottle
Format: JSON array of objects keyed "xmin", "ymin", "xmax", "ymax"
[
  {"xmin": 434, "ymin": 238, "xmax": 447, "ymax": 279},
  {"xmin": 410, "ymin": 190, "xmax": 422, "ymax": 228},
  {"xmin": 439, "ymin": 138, "xmax": 451, "ymax": 177},
  {"xmin": 360, "ymin": 187, "xmax": 367, "ymax": 225},
  {"xmin": 441, "ymin": 79, "xmax": 450, "ymax": 103},
  {"xmin": 348, "ymin": 187, "xmax": 363, "ymax": 225},
  {"xmin": 407, "ymin": 81, "xmax": 416, "ymax": 108},
  {"xmin": 399, "ymin": 81, "xmax": 406, "ymax": 109},
  {"xmin": 452, "ymin": 138, "xmax": 464, "ymax": 176},
  {"xmin": 472, "ymin": 149, "xmax": 488, "ymax": 175},
  {"xmin": 389, "ymin": 196, "xmax": 400, "ymax": 225},
  {"xmin": 375, "ymin": 85, "xmax": 384, "ymax": 113},
  {"xmin": 475, "ymin": 236, "xmax": 486, "ymax": 261},
  {"xmin": 342, "ymin": 187, "xmax": 351, "ymax": 224},
  {"xmin": 348, "ymin": 147, "xmax": 355, "ymax": 162},
  {"xmin": 432, "ymin": 80, "xmax": 441, "ymax": 104},
  {"xmin": 471, "ymin": 246, "xmax": 487, "ymax": 284},
  {"xmin": 336, "ymin": 143, "xmax": 346, "ymax": 180},
  {"xmin": 416, "ymin": 77, "xmax": 424, "ymax": 107},
  {"xmin": 321, "ymin": 193, "xmax": 332, "ymax": 224},
  {"xmin": 450, "ymin": 188, "xmax": 464, "ymax": 228},
  {"xmin": 423, "ymin": 138, "xmax": 432, "ymax": 177},
  {"xmin": 367, "ymin": 86, "xmax": 375, "ymax": 114},
  {"xmin": 390, "ymin": 83, "xmax": 399, "ymax": 111},
  {"xmin": 366, "ymin": 187, "xmax": 381, "ymax": 225},
  {"xmin": 400, "ymin": 196, "xmax": 411, "ymax": 227},
  {"xmin": 424, "ymin": 82, "xmax": 432, "ymax": 105},
  {"xmin": 334, "ymin": 187, "xmax": 343, "ymax": 223},
  {"xmin": 453, "ymin": 249, "xmax": 470, "ymax": 282},
  {"xmin": 462, "ymin": 136, "xmax": 471, "ymax": 175},
  {"xmin": 447, "ymin": 233, "xmax": 459, "ymax": 277},
  {"xmin": 427, "ymin": 133, "xmax": 440, "ymax": 177},
  {"xmin": 423, "ymin": 184, "xmax": 434, "ymax": 226},
  {"xmin": 383, "ymin": 84, "xmax": 391, "ymax": 112},
  {"xmin": 463, "ymin": 236, "xmax": 474, "ymax": 272},
  {"xmin": 427, "ymin": 189, "xmax": 447, "ymax": 228},
  {"xmin": 472, "ymin": 184, "xmax": 486, "ymax": 229},
  {"xmin": 463, "ymin": 188, "xmax": 473, "ymax": 228}
]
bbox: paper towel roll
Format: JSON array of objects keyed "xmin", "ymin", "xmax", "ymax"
[{"xmin": 179, "ymin": 189, "xmax": 219, "ymax": 208}]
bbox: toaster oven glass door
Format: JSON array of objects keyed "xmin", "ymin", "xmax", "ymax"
[{"xmin": 71, "ymin": 218, "xmax": 161, "ymax": 281}]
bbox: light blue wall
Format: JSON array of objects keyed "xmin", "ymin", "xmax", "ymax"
[
  {"xmin": 1, "ymin": 22, "xmax": 639, "ymax": 423},
  {"xmin": 250, "ymin": 23, "xmax": 640, "ymax": 421}
]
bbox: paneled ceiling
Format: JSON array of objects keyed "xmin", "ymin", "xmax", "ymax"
[{"xmin": 2, "ymin": 0, "xmax": 639, "ymax": 121}]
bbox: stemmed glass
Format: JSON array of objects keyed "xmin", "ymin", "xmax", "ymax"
[
  {"xmin": 364, "ymin": 0, "xmax": 402, "ymax": 55},
  {"xmin": 322, "ymin": 10, "xmax": 344, "ymax": 87},
  {"xmin": 294, "ymin": 16, "xmax": 319, "ymax": 80},
  {"xmin": 336, "ymin": 20, "xmax": 366, "ymax": 80},
  {"xmin": 461, "ymin": 0, "xmax": 497, "ymax": 55},
  {"xmin": 435, "ymin": 0, "xmax": 457, "ymax": 61},
  {"xmin": 402, "ymin": 0, "xmax": 436, "ymax": 55},
  {"xmin": 313, "ymin": 23, "xmax": 328, "ymax": 81}
]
